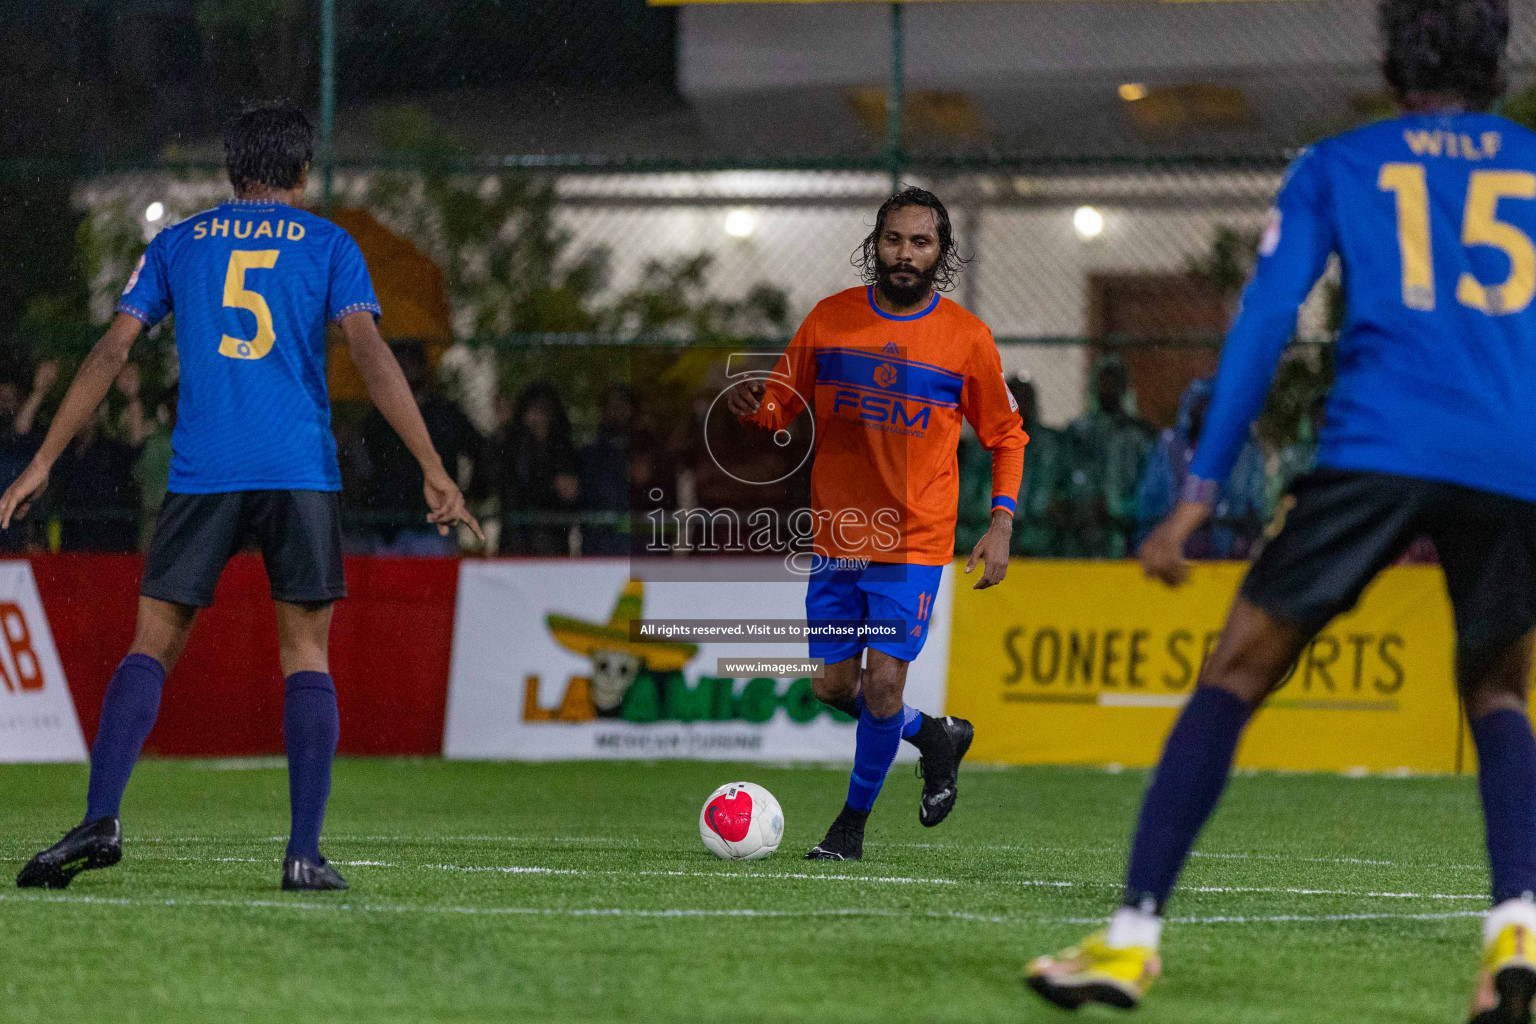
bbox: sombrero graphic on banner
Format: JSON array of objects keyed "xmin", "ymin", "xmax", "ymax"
[{"xmin": 545, "ymin": 580, "xmax": 698, "ymax": 716}]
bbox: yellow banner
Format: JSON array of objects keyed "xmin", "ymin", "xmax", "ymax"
[{"xmin": 947, "ymin": 561, "xmax": 1467, "ymax": 774}]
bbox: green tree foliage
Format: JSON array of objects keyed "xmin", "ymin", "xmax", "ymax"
[
  {"xmin": 366, "ymin": 105, "xmax": 609, "ymax": 339},
  {"xmin": 603, "ymin": 253, "xmax": 788, "ymax": 342},
  {"xmin": 361, "ymin": 105, "xmax": 790, "ymax": 430}
]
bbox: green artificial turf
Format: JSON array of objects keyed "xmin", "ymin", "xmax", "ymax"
[{"xmin": 0, "ymin": 758, "xmax": 1500, "ymax": 1023}]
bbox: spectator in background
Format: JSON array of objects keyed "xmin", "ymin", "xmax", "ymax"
[
  {"xmin": 1134, "ymin": 376, "xmax": 1267, "ymax": 560},
  {"xmin": 958, "ymin": 377, "xmax": 1071, "ymax": 557},
  {"xmin": 113, "ymin": 362, "xmax": 156, "ymax": 450},
  {"xmin": 1267, "ymin": 393, "xmax": 1326, "ymax": 520},
  {"xmin": 1005, "ymin": 377, "xmax": 1070, "ymax": 557},
  {"xmin": 136, "ymin": 383, "xmax": 176, "ymax": 552},
  {"xmin": 1065, "ymin": 355, "xmax": 1155, "ymax": 558},
  {"xmin": 0, "ymin": 360, "xmax": 57, "ymax": 551},
  {"xmin": 578, "ymin": 385, "xmax": 631, "ymax": 556},
  {"xmin": 52, "ymin": 390, "xmax": 142, "ymax": 553},
  {"xmin": 628, "ymin": 428, "xmax": 674, "ymax": 515},
  {"xmin": 356, "ymin": 340, "xmax": 482, "ymax": 556},
  {"xmin": 488, "ymin": 380, "xmax": 579, "ymax": 556}
]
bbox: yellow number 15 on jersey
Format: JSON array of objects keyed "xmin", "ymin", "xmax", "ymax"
[
  {"xmin": 219, "ymin": 249, "xmax": 280, "ymax": 359},
  {"xmin": 1379, "ymin": 163, "xmax": 1536, "ymax": 315}
]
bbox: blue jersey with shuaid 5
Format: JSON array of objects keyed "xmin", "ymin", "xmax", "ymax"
[
  {"xmin": 116, "ymin": 200, "xmax": 380, "ymax": 493},
  {"xmin": 1191, "ymin": 113, "xmax": 1536, "ymax": 504}
]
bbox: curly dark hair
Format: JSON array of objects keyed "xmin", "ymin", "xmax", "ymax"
[
  {"xmin": 1381, "ymin": 0, "xmax": 1508, "ymax": 109},
  {"xmin": 224, "ymin": 101, "xmax": 315, "ymax": 194},
  {"xmin": 853, "ymin": 186, "xmax": 969, "ymax": 293}
]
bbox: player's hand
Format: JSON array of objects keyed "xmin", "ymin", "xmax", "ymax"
[
  {"xmin": 1138, "ymin": 500, "xmax": 1211, "ymax": 587},
  {"xmin": 0, "ymin": 460, "xmax": 49, "ymax": 530},
  {"xmin": 423, "ymin": 467, "xmax": 485, "ymax": 543},
  {"xmin": 727, "ymin": 380, "xmax": 765, "ymax": 419},
  {"xmin": 965, "ymin": 510, "xmax": 1013, "ymax": 590}
]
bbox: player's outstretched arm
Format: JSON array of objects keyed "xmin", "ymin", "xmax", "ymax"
[
  {"xmin": 339, "ymin": 311, "xmax": 484, "ymax": 543},
  {"xmin": 1140, "ymin": 148, "xmax": 1333, "ymax": 589},
  {"xmin": 0, "ymin": 314, "xmax": 141, "ymax": 530},
  {"xmin": 958, "ymin": 331, "xmax": 1028, "ymax": 591}
]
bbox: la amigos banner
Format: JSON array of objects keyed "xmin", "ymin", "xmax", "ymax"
[{"xmin": 443, "ymin": 559, "xmax": 953, "ymax": 761}]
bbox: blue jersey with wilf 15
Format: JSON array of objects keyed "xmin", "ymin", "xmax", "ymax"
[
  {"xmin": 116, "ymin": 200, "xmax": 380, "ymax": 493},
  {"xmin": 1192, "ymin": 112, "xmax": 1536, "ymax": 504}
]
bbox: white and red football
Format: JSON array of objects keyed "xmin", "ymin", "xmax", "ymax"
[{"xmin": 699, "ymin": 781, "xmax": 784, "ymax": 861}]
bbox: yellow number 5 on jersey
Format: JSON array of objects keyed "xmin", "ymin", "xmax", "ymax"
[
  {"xmin": 218, "ymin": 249, "xmax": 280, "ymax": 359},
  {"xmin": 1458, "ymin": 171, "xmax": 1536, "ymax": 315},
  {"xmin": 1380, "ymin": 163, "xmax": 1536, "ymax": 315}
]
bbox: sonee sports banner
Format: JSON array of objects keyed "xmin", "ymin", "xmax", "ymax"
[{"xmin": 946, "ymin": 561, "xmax": 1464, "ymax": 775}]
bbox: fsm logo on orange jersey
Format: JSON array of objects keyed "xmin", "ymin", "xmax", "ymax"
[{"xmin": 830, "ymin": 390, "xmax": 931, "ymax": 430}]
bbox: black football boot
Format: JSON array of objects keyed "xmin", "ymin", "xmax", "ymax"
[
  {"xmin": 16, "ymin": 817, "xmax": 123, "ymax": 889},
  {"xmin": 805, "ymin": 803, "xmax": 868, "ymax": 861},
  {"xmin": 914, "ymin": 715, "xmax": 975, "ymax": 827},
  {"xmin": 281, "ymin": 855, "xmax": 349, "ymax": 891}
]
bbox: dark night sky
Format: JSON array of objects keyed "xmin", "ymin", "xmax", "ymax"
[
  {"xmin": 0, "ymin": 0, "xmax": 676, "ymax": 338},
  {"xmin": 1, "ymin": 0, "xmax": 677, "ymax": 161}
]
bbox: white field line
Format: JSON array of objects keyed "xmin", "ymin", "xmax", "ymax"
[
  {"xmin": 121, "ymin": 835, "xmax": 637, "ymax": 846},
  {"xmin": 77, "ymin": 837, "xmax": 1492, "ymax": 872},
  {"xmin": 894, "ymin": 843, "xmax": 1490, "ymax": 874},
  {"xmin": 134, "ymin": 856, "xmax": 968, "ymax": 886},
  {"xmin": 1164, "ymin": 910, "xmax": 1485, "ymax": 925},
  {"xmin": 184, "ymin": 758, "xmax": 288, "ymax": 771},
  {"xmin": 1, "ymin": 837, "xmax": 1491, "ymax": 879},
  {"xmin": 107, "ymin": 854, "xmax": 1489, "ymax": 900},
  {"xmin": 1187, "ymin": 850, "xmax": 1488, "ymax": 872},
  {"xmin": 0, "ymin": 891, "xmax": 1489, "ymax": 928}
]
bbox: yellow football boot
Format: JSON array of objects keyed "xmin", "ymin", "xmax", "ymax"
[
  {"xmin": 1025, "ymin": 930, "xmax": 1162, "ymax": 1011},
  {"xmin": 1470, "ymin": 920, "xmax": 1536, "ymax": 1024}
]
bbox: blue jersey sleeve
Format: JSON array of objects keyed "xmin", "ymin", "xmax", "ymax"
[
  {"xmin": 327, "ymin": 231, "xmax": 382, "ymax": 323},
  {"xmin": 114, "ymin": 234, "xmax": 172, "ymax": 327},
  {"xmin": 1188, "ymin": 147, "xmax": 1336, "ymax": 492}
]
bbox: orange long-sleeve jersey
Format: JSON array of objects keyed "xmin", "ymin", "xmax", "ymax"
[{"xmin": 747, "ymin": 286, "xmax": 1028, "ymax": 565}]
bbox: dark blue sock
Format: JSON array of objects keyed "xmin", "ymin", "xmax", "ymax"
[
  {"xmin": 284, "ymin": 671, "xmax": 339, "ymax": 862},
  {"xmin": 1471, "ymin": 708, "xmax": 1536, "ymax": 905},
  {"xmin": 1124, "ymin": 685, "xmax": 1253, "ymax": 911},
  {"xmin": 84, "ymin": 654, "xmax": 166, "ymax": 823},
  {"xmin": 835, "ymin": 693, "xmax": 915, "ymax": 739},
  {"xmin": 847, "ymin": 707, "xmax": 904, "ymax": 812}
]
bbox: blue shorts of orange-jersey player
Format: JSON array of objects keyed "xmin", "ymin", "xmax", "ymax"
[{"xmin": 805, "ymin": 560, "xmax": 945, "ymax": 665}]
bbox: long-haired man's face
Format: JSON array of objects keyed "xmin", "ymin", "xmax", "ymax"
[{"xmin": 874, "ymin": 204, "xmax": 942, "ymax": 306}]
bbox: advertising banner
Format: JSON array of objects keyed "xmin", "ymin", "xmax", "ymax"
[
  {"xmin": 444, "ymin": 559, "xmax": 954, "ymax": 761},
  {"xmin": 0, "ymin": 560, "xmax": 87, "ymax": 763},
  {"xmin": 947, "ymin": 561, "xmax": 1463, "ymax": 774}
]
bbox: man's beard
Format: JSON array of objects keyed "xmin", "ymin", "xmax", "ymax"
[{"xmin": 874, "ymin": 255, "xmax": 940, "ymax": 308}]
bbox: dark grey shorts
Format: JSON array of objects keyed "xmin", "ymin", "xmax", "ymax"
[
  {"xmin": 1243, "ymin": 468, "xmax": 1536, "ymax": 665},
  {"xmin": 141, "ymin": 490, "xmax": 346, "ymax": 609}
]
